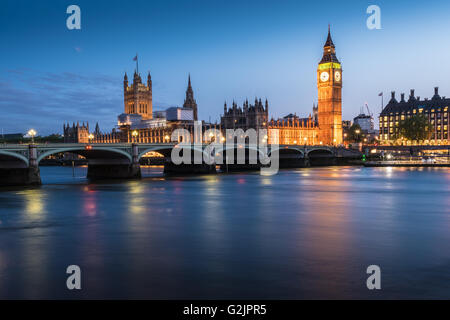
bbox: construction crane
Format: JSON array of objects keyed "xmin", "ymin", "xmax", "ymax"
[{"xmin": 365, "ymin": 103, "xmax": 373, "ymax": 118}]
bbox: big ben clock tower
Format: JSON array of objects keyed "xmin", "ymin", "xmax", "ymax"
[{"xmin": 317, "ymin": 26, "xmax": 343, "ymax": 145}]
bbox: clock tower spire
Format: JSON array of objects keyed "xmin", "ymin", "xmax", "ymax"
[{"xmin": 317, "ymin": 26, "xmax": 343, "ymax": 145}]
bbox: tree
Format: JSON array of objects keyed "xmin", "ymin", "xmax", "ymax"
[
  {"xmin": 397, "ymin": 115, "xmax": 431, "ymax": 142},
  {"xmin": 345, "ymin": 124, "xmax": 363, "ymax": 143}
]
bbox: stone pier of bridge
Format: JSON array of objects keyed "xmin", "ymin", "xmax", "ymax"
[{"xmin": 0, "ymin": 145, "xmax": 41, "ymax": 186}]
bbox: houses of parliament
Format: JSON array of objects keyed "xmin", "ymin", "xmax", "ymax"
[{"xmin": 64, "ymin": 27, "xmax": 343, "ymax": 146}]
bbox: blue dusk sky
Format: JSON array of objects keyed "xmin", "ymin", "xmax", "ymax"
[{"xmin": 1, "ymin": 0, "xmax": 450, "ymax": 135}]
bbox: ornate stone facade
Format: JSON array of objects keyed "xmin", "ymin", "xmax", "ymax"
[
  {"xmin": 268, "ymin": 113, "xmax": 319, "ymax": 145},
  {"xmin": 221, "ymin": 28, "xmax": 343, "ymax": 146},
  {"xmin": 123, "ymin": 71, "xmax": 153, "ymax": 120},
  {"xmin": 63, "ymin": 122, "xmax": 90, "ymax": 143},
  {"xmin": 221, "ymin": 98, "xmax": 268, "ymax": 131},
  {"xmin": 183, "ymin": 75, "xmax": 198, "ymax": 121},
  {"xmin": 317, "ymin": 26, "xmax": 343, "ymax": 145},
  {"xmin": 379, "ymin": 88, "xmax": 450, "ymax": 145}
]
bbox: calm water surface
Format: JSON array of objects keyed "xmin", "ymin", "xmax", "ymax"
[{"xmin": 0, "ymin": 166, "xmax": 450, "ymax": 299}]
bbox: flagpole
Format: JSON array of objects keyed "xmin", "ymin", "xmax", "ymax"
[{"xmin": 136, "ymin": 53, "xmax": 139, "ymax": 75}]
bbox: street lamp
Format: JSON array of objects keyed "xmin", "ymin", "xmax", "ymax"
[
  {"xmin": 28, "ymin": 129, "xmax": 37, "ymax": 144},
  {"xmin": 132, "ymin": 130, "xmax": 138, "ymax": 143},
  {"xmin": 88, "ymin": 133, "xmax": 94, "ymax": 144},
  {"xmin": 164, "ymin": 135, "xmax": 170, "ymax": 143}
]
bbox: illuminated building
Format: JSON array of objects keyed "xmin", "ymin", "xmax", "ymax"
[
  {"xmin": 123, "ymin": 71, "xmax": 153, "ymax": 120},
  {"xmin": 379, "ymin": 88, "xmax": 450, "ymax": 145},
  {"xmin": 317, "ymin": 26, "xmax": 343, "ymax": 145},
  {"xmin": 268, "ymin": 113, "xmax": 318, "ymax": 145},
  {"xmin": 264, "ymin": 27, "xmax": 343, "ymax": 146},
  {"xmin": 64, "ymin": 70, "xmax": 219, "ymax": 144}
]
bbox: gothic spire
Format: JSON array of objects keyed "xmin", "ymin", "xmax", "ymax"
[
  {"xmin": 320, "ymin": 25, "xmax": 340, "ymax": 64},
  {"xmin": 324, "ymin": 24, "xmax": 335, "ymax": 48},
  {"xmin": 183, "ymin": 74, "xmax": 198, "ymax": 121}
]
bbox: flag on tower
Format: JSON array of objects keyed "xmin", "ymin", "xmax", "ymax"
[
  {"xmin": 378, "ymin": 92, "xmax": 383, "ymax": 96},
  {"xmin": 133, "ymin": 55, "xmax": 138, "ymax": 61}
]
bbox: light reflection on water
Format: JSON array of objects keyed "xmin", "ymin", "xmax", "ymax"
[{"xmin": 0, "ymin": 166, "xmax": 450, "ymax": 299}]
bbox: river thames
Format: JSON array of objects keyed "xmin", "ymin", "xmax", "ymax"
[{"xmin": 0, "ymin": 166, "xmax": 449, "ymax": 299}]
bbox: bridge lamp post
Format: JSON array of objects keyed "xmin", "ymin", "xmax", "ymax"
[
  {"xmin": 88, "ymin": 133, "xmax": 94, "ymax": 144},
  {"xmin": 27, "ymin": 129, "xmax": 37, "ymax": 144},
  {"xmin": 132, "ymin": 130, "xmax": 138, "ymax": 143},
  {"xmin": 164, "ymin": 135, "xmax": 170, "ymax": 143}
]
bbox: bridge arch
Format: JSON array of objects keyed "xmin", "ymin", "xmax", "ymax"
[
  {"xmin": 137, "ymin": 144, "xmax": 205, "ymax": 160},
  {"xmin": 269, "ymin": 146, "xmax": 305, "ymax": 157},
  {"xmin": 217, "ymin": 145, "xmax": 268, "ymax": 159},
  {"xmin": 306, "ymin": 148, "xmax": 334, "ymax": 157},
  {"xmin": 37, "ymin": 146, "xmax": 133, "ymax": 164},
  {"xmin": 0, "ymin": 150, "xmax": 29, "ymax": 167}
]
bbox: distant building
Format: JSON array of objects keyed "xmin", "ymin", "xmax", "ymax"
[
  {"xmin": 123, "ymin": 71, "xmax": 153, "ymax": 120},
  {"xmin": 67, "ymin": 70, "xmax": 219, "ymax": 144},
  {"xmin": 63, "ymin": 122, "xmax": 90, "ymax": 143},
  {"xmin": 182, "ymin": 75, "xmax": 198, "ymax": 121},
  {"xmin": 379, "ymin": 87, "xmax": 449, "ymax": 145},
  {"xmin": 353, "ymin": 113, "xmax": 374, "ymax": 133},
  {"xmin": 221, "ymin": 98, "xmax": 268, "ymax": 131},
  {"xmin": 166, "ymin": 107, "xmax": 194, "ymax": 121}
]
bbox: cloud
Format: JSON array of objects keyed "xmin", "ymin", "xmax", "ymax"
[{"xmin": 0, "ymin": 69, "xmax": 123, "ymax": 135}]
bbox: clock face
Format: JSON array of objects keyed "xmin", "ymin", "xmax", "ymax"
[
  {"xmin": 334, "ymin": 71, "xmax": 341, "ymax": 82},
  {"xmin": 320, "ymin": 71, "xmax": 329, "ymax": 82}
]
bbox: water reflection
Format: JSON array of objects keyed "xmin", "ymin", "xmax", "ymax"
[
  {"xmin": 0, "ymin": 166, "xmax": 450, "ymax": 299},
  {"xmin": 23, "ymin": 189, "xmax": 46, "ymax": 219}
]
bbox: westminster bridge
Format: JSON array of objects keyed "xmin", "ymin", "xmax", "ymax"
[{"xmin": 0, "ymin": 143, "xmax": 358, "ymax": 186}]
